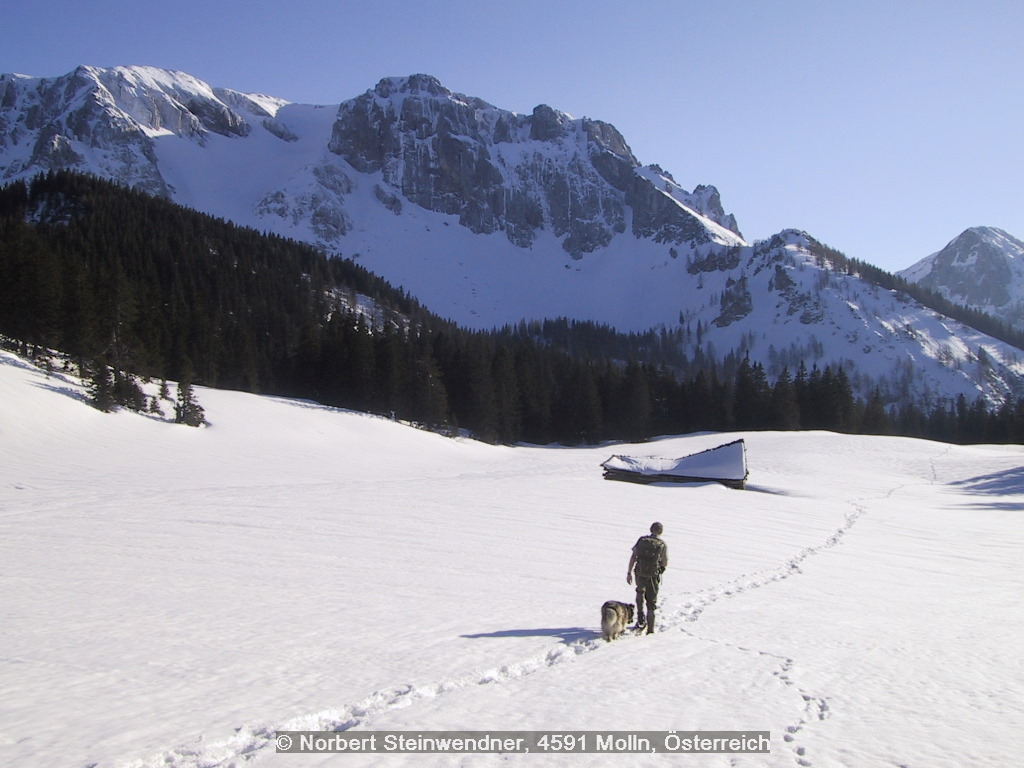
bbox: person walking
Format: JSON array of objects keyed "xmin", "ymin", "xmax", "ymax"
[{"xmin": 626, "ymin": 522, "xmax": 668, "ymax": 633}]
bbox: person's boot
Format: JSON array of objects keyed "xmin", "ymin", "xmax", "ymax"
[{"xmin": 646, "ymin": 610, "xmax": 655, "ymax": 634}]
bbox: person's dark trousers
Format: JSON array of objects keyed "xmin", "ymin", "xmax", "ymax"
[{"xmin": 634, "ymin": 574, "xmax": 660, "ymax": 631}]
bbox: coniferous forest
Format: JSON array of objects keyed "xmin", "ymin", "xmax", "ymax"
[{"xmin": 3, "ymin": 172, "xmax": 1024, "ymax": 445}]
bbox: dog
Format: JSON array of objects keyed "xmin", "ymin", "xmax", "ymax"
[{"xmin": 600, "ymin": 600, "xmax": 635, "ymax": 642}]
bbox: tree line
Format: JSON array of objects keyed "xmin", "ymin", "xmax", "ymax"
[
  {"xmin": 804, "ymin": 236, "xmax": 1024, "ymax": 351},
  {"xmin": 3, "ymin": 171, "xmax": 1024, "ymax": 445}
]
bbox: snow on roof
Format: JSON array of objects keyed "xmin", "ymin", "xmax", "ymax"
[{"xmin": 602, "ymin": 439, "xmax": 748, "ymax": 485}]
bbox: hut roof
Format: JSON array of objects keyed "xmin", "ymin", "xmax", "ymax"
[{"xmin": 601, "ymin": 438, "xmax": 748, "ymax": 488}]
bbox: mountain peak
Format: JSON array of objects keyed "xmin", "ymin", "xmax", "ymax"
[
  {"xmin": 950, "ymin": 226, "xmax": 1024, "ymax": 259},
  {"xmin": 900, "ymin": 225, "xmax": 1024, "ymax": 323},
  {"xmin": 373, "ymin": 73, "xmax": 449, "ymax": 99}
]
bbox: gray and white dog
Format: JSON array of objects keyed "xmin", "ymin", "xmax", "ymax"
[{"xmin": 600, "ymin": 600, "xmax": 635, "ymax": 642}]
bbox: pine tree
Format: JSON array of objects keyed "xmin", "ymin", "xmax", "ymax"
[
  {"xmin": 88, "ymin": 358, "xmax": 116, "ymax": 413},
  {"xmin": 491, "ymin": 345, "xmax": 522, "ymax": 443},
  {"xmin": 175, "ymin": 376, "xmax": 206, "ymax": 427},
  {"xmin": 553, "ymin": 362, "xmax": 602, "ymax": 444},
  {"xmin": 733, "ymin": 354, "xmax": 771, "ymax": 429},
  {"xmin": 513, "ymin": 342, "xmax": 555, "ymax": 444},
  {"xmin": 411, "ymin": 353, "xmax": 451, "ymax": 432},
  {"xmin": 113, "ymin": 370, "xmax": 147, "ymax": 412},
  {"xmin": 769, "ymin": 367, "xmax": 801, "ymax": 430},
  {"xmin": 463, "ymin": 339, "xmax": 499, "ymax": 443},
  {"xmin": 0, "ymin": 219, "xmax": 62, "ymax": 356},
  {"xmin": 373, "ymin": 322, "xmax": 407, "ymax": 418},
  {"xmin": 346, "ymin": 315, "xmax": 376, "ymax": 411},
  {"xmin": 860, "ymin": 388, "xmax": 890, "ymax": 435},
  {"xmin": 618, "ymin": 361, "xmax": 652, "ymax": 442}
]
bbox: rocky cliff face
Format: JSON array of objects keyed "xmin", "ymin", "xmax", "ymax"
[
  {"xmin": 0, "ymin": 65, "xmax": 286, "ymax": 199},
  {"xmin": 327, "ymin": 74, "xmax": 742, "ymax": 257}
]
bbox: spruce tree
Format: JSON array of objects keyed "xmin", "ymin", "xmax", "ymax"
[
  {"xmin": 175, "ymin": 377, "xmax": 206, "ymax": 427},
  {"xmin": 733, "ymin": 354, "xmax": 770, "ymax": 429},
  {"xmin": 412, "ymin": 353, "xmax": 451, "ymax": 431},
  {"xmin": 618, "ymin": 361, "xmax": 652, "ymax": 442},
  {"xmin": 860, "ymin": 388, "xmax": 890, "ymax": 435},
  {"xmin": 769, "ymin": 367, "xmax": 801, "ymax": 430},
  {"xmin": 463, "ymin": 340, "xmax": 499, "ymax": 443},
  {"xmin": 113, "ymin": 370, "xmax": 147, "ymax": 412},
  {"xmin": 88, "ymin": 359, "xmax": 116, "ymax": 413},
  {"xmin": 491, "ymin": 345, "xmax": 522, "ymax": 443}
]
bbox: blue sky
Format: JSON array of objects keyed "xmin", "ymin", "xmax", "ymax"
[{"xmin": 4, "ymin": 0, "xmax": 1022, "ymax": 271}]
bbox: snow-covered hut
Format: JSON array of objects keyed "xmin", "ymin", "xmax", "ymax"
[{"xmin": 601, "ymin": 439, "xmax": 748, "ymax": 489}]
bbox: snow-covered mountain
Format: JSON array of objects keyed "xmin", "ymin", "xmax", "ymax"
[
  {"xmin": 0, "ymin": 65, "xmax": 286, "ymax": 198},
  {"xmin": 0, "ymin": 66, "xmax": 741, "ymax": 256},
  {"xmin": 899, "ymin": 227, "xmax": 1024, "ymax": 329},
  {"xmin": 3, "ymin": 65, "xmax": 1024, "ymax": 406}
]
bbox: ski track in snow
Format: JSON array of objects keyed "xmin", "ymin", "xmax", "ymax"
[{"xmin": 114, "ymin": 467, "xmax": 942, "ymax": 768}]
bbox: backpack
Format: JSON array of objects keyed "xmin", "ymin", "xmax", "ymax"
[{"xmin": 634, "ymin": 535, "xmax": 665, "ymax": 579}]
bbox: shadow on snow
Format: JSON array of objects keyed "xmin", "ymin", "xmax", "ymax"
[
  {"xmin": 461, "ymin": 627, "xmax": 601, "ymax": 644},
  {"xmin": 951, "ymin": 467, "xmax": 1024, "ymax": 509}
]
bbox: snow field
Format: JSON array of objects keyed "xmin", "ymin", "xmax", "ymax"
[{"xmin": 1, "ymin": 349, "xmax": 1022, "ymax": 767}]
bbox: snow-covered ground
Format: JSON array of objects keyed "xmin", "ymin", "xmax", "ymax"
[{"xmin": 2, "ymin": 347, "xmax": 1022, "ymax": 768}]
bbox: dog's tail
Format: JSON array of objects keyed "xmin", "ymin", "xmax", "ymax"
[{"xmin": 601, "ymin": 602, "xmax": 623, "ymax": 642}]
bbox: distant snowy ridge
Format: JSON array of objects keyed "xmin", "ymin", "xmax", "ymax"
[
  {"xmin": 900, "ymin": 226, "xmax": 1024, "ymax": 329},
  {"xmin": 3, "ymin": 65, "xmax": 1024, "ymax": 407},
  {"xmin": 0, "ymin": 66, "xmax": 741, "ymax": 257},
  {"xmin": 0, "ymin": 65, "xmax": 286, "ymax": 198}
]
